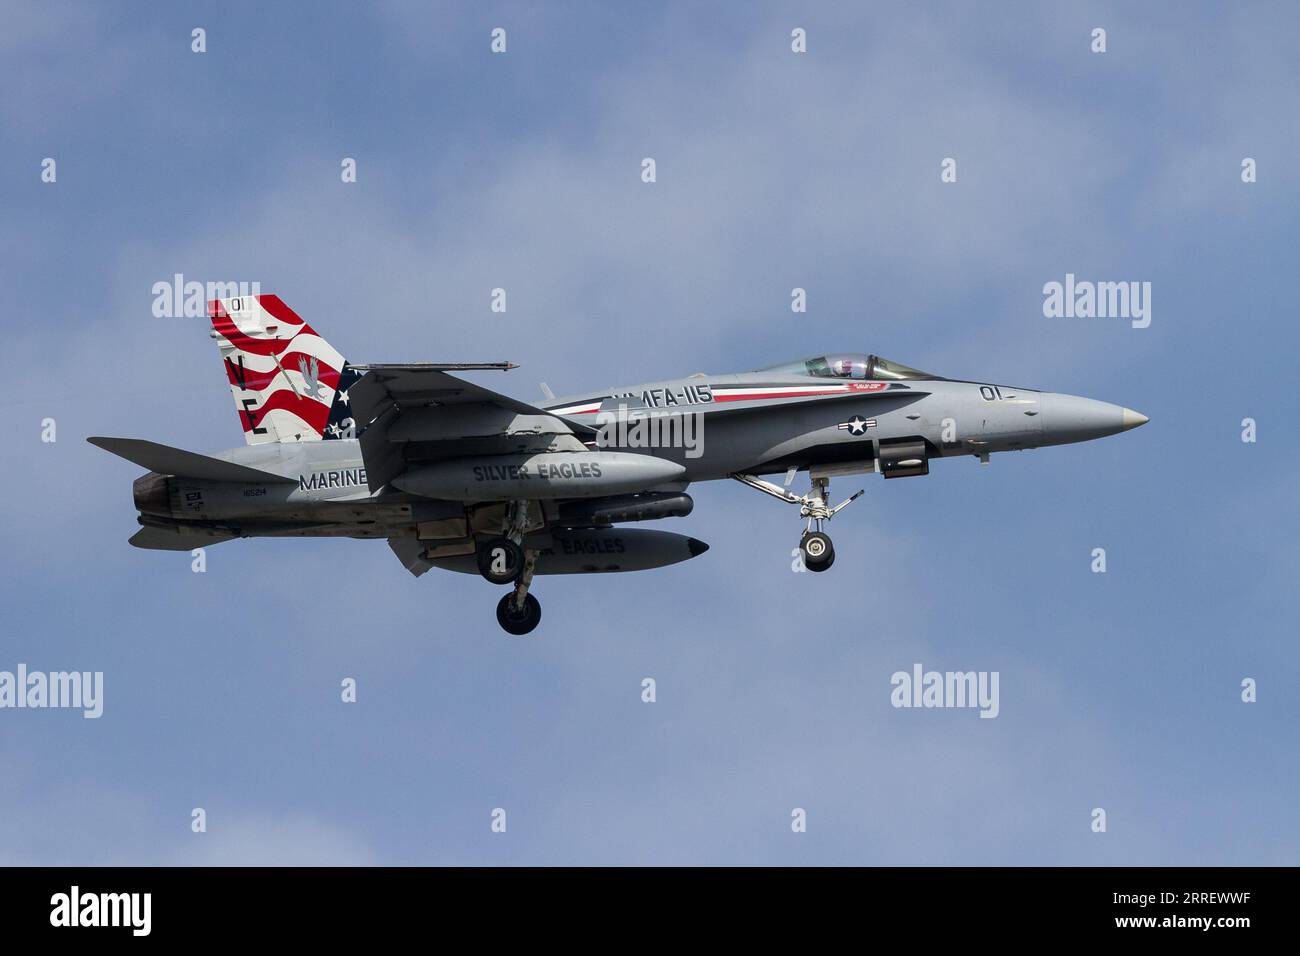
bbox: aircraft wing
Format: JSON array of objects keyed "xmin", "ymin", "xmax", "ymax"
[{"xmin": 350, "ymin": 364, "xmax": 598, "ymax": 492}]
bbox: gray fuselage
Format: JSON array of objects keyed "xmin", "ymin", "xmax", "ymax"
[{"xmin": 133, "ymin": 363, "xmax": 1146, "ymax": 545}]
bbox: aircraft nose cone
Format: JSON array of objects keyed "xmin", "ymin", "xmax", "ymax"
[
  {"xmin": 1121, "ymin": 408, "xmax": 1150, "ymax": 430},
  {"xmin": 1040, "ymin": 393, "xmax": 1142, "ymax": 446}
]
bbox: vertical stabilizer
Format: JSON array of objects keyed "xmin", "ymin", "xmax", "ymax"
[{"xmin": 208, "ymin": 294, "xmax": 359, "ymax": 444}]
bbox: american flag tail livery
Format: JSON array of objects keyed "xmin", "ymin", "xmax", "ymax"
[{"xmin": 208, "ymin": 294, "xmax": 362, "ymax": 445}]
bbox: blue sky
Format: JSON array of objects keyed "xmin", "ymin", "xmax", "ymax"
[{"xmin": 1, "ymin": 0, "xmax": 1296, "ymax": 864}]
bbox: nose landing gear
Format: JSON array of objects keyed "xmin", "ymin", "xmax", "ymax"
[{"xmin": 731, "ymin": 471, "xmax": 862, "ymax": 573}]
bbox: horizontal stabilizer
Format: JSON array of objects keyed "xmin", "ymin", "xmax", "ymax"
[
  {"xmin": 129, "ymin": 526, "xmax": 238, "ymax": 551},
  {"xmin": 88, "ymin": 437, "xmax": 296, "ymax": 483}
]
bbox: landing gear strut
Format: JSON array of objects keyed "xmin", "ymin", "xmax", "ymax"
[
  {"xmin": 731, "ymin": 471, "xmax": 862, "ymax": 573},
  {"xmin": 496, "ymin": 548, "xmax": 541, "ymax": 635},
  {"xmin": 475, "ymin": 499, "xmax": 542, "ymax": 633}
]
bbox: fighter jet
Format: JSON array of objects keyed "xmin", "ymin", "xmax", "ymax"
[{"xmin": 90, "ymin": 294, "xmax": 1148, "ymax": 634}]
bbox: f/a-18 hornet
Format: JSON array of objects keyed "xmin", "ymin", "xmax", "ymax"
[{"xmin": 91, "ymin": 295, "xmax": 1148, "ymax": 634}]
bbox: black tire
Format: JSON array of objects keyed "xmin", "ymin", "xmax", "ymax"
[
  {"xmin": 477, "ymin": 537, "xmax": 523, "ymax": 585},
  {"xmin": 496, "ymin": 592, "xmax": 542, "ymax": 635},
  {"xmin": 807, "ymin": 550, "xmax": 835, "ymax": 572},
  {"xmin": 801, "ymin": 531, "xmax": 835, "ymax": 572}
]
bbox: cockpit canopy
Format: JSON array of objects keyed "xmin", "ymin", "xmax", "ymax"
[{"xmin": 756, "ymin": 353, "xmax": 938, "ymax": 381}]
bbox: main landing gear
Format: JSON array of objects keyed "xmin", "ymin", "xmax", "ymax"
[
  {"xmin": 731, "ymin": 471, "xmax": 863, "ymax": 573},
  {"xmin": 496, "ymin": 549, "xmax": 541, "ymax": 635},
  {"xmin": 477, "ymin": 500, "xmax": 542, "ymax": 635},
  {"xmin": 476, "ymin": 537, "xmax": 523, "ymax": 585}
]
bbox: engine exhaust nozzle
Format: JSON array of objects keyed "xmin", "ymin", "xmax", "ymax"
[{"xmin": 132, "ymin": 472, "xmax": 172, "ymax": 516}]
